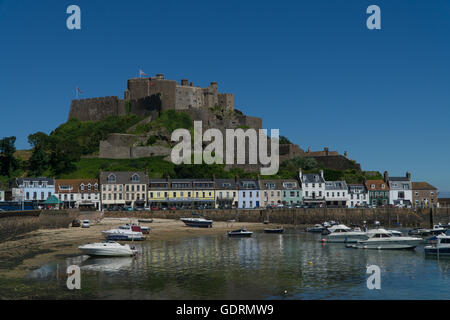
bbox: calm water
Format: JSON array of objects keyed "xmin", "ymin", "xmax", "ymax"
[{"xmin": 22, "ymin": 229, "xmax": 450, "ymax": 299}]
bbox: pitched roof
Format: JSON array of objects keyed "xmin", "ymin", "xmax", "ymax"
[
  {"xmin": 16, "ymin": 177, "xmax": 54, "ymax": 186},
  {"xmin": 55, "ymin": 179, "xmax": 99, "ymax": 193},
  {"xmin": 238, "ymin": 179, "xmax": 260, "ymax": 190},
  {"xmin": 412, "ymin": 182, "xmax": 437, "ymax": 190},
  {"xmin": 260, "ymin": 180, "xmax": 284, "ymax": 190},
  {"xmin": 99, "ymin": 172, "xmax": 149, "ymax": 184},
  {"xmin": 215, "ymin": 179, "xmax": 237, "ymax": 190},
  {"xmin": 365, "ymin": 180, "xmax": 390, "ymax": 191},
  {"xmin": 302, "ymin": 173, "xmax": 325, "ymax": 184},
  {"xmin": 325, "ymin": 181, "xmax": 348, "ymax": 190}
]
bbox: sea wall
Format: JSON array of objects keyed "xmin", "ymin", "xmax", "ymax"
[{"xmin": 104, "ymin": 207, "xmax": 450, "ymax": 228}]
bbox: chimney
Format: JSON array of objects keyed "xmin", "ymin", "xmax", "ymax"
[
  {"xmin": 190, "ymin": 82, "xmax": 194, "ymax": 87},
  {"xmin": 307, "ymin": 147, "xmax": 311, "ymax": 153},
  {"xmin": 384, "ymin": 171, "xmax": 389, "ymax": 182},
  {"xmin": 406, "ymin": 171, "xmax": 411, "ymax": 180},
  {"xmin": 156, "ymin": 73, "xmax": 164, "ymax": 80},
  {"xmin": 324, "ymin": 147, "xmax": 329, "ymax": 156},
  {"xmin": 181, "ymin": 79, "xmax": 188, "ymax": 86},
  {"xmin": 298, "ymin": 169, "xmax": 303, "ymax": 181},
  {"xmin": 234, "ymin": 174, "xmax": 238, "ymax": 185}
]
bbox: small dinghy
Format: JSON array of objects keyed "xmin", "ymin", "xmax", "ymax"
[
  {"xmin": 78, "ymin": 241, "xmax": 138, "ymax": 257},
  {"xmin": 227, "ymin": 229, "xmax": 253, "ymax": 237},
  {"xmin": 138, "ymin": 219, "xmax": 153, "ymax": 223},
  {"xmin": 264, "ymin": 227, "xmax": 284, "ymax": 234}
]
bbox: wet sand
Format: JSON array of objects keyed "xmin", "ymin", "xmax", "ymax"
[{"xmin": 0, "ymin": 218, "xmax": 282, "ymax": 278}]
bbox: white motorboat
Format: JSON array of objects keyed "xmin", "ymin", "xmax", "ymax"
[
  {"xmin": 180, "ymin": 217, "xmax": 213, "ymax": 228},
  {"xmin": 324, "ymin": 224, "xmax": 368, "ymax": 243},
  {"xmin": 227, "ymin": 229, "xmax": 253, "ymax": 237},
  {"xmin": 387, "ymin": 229, "xmax": 403, "ymax": 237},
  {"xmin": 306, "ymin": 224, "xmax": 325, "ymax": 233},
  {"xmin": 349, "ymin": 228, "xmax": 423, "ymax": 250},
  {"xmin": 424, "ymin": 233, "xmax": 450, "ymax": 255},
  {"xmin": 78, "ymin": 241, "xmax": 138, "ymax": 257},
  {"xmin": 102, "ymin": 227, "xmax": 146, "ymax": 241}
]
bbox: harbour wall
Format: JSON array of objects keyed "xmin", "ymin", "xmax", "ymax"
[{"xmin": 104, "ymin": 207, "xmax": 450, "ymax": 228}]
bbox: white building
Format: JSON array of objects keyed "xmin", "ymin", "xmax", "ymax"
[
  {"xmin": 325, "ymin": 181, "xmax": 348, "ymax": 207},
  {"xmin": 299, "ymin": 170, "xmax": 325, "ymax": 206},
  {"xmin": 385, "ymin": 171, "xmax": 413, "ymax": 207},
  {"xmin": 55, "ymin": 179, "xmax": 100, "ymax": 210},
  {"xmin": 347, "ymin": 184, "xmax": 369, "ymax": 208}
]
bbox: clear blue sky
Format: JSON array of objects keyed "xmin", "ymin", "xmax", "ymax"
[{"xmin": 0, "ymin": 0, "xmax": 449, "ymax": 193}]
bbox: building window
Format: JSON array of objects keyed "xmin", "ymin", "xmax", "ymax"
[{"xmin": 107, "ymin": 174, "xmax": 116, "ymax": 183}]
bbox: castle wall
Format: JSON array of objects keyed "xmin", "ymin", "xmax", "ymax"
[
  {"xmin": 218, "ymin": 93, "xmax": 234, "ymax": 109},
  {"xmin": 68, "ymin": 96, "xmax": 125, "ymax": 122},
  {"xmin": 175, "ymin": 86, "xmax": 205, "ymax": 110},
  {"xmin": 126, "ymin": 78, "xmax": 177, "ymax": 111}
]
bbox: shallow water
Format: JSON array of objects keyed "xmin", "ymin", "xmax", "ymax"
[{"xmin": 17, "ymin": 229, "xmax": 450, "ymax": 299}]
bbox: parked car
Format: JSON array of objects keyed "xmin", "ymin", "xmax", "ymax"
[
  {"xmin": 151, "ymin": 206, "xmax": 159, "ymax": 211},
  {"xmin": 81, "ymin": 220, "xmax": 90, "ymax": 228},
  {"xmin": 168, "ymin": 206, "xmax": 176, "ymax": 210},
  {"xmin": 71, "ymin": 219, "xmax": 81, "ymax": 227},
  {"xmin": 123, "ymin": 206, "xmax": 133, "ymax": 211},
  {"xmin": 276, "ymin": 204, "xmax": 284, "ymax": 208}
]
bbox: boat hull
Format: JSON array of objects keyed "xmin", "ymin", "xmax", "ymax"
[
  {"xmin": 424, "ymin": 246, "xmax": 450, "ymax": 255},
  {"xmin": 264, "ymin": 229, "xmax": 284, "ymax": 234},
  {"xmin": 350, "ymin": 239, "xmax": 423, "ymax": 250},
  {"xmin": 180, "ymin": 218, "xmax": 213, "ymax": 228},
  {"xmin": 105, "ymin": 234, "xmax": 145, "ymax": 241},
  {"xmin": 228, "ymin": 232, "xmax": 253, "ymax": 237},
  {"xmin": 79, "ymin": 248, "xmax": 135, "ymax": 257},
  {"xmin": 326, "ymin": 233, "xmax": 368, "ymax": 243}
]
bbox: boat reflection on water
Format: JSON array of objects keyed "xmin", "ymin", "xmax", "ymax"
[{"xmin": 80, "ymin": 256, "xmax": 135, "ymax": 272}]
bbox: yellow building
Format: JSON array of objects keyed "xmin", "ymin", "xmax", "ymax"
[{"xmin": 148, "ymin": 179, "xmax": 215, "ymax": 209}]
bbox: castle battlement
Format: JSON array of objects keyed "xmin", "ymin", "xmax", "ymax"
[{"xmin": 68, "ymin": 73, "xmax": 236, "ymax": 123}]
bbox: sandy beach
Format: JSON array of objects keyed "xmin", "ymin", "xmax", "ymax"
[{"xmin": 0, "ymin": 218, "xmax": 281, "ymax": 278}]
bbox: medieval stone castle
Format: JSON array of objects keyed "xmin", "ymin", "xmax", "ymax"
[
  {"xmin": 67, "ymin": 73, "xmax": 360, "ymax": 172},
  {"xmin": 69, "ymin": 73, "xmax": 235, "ymax": 122}
]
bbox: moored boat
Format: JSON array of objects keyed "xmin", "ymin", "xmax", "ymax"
[
  {"xmin": 138, "ymin": 219, "xmax": 153, "ymax": 223},
  {"xmin": 102, "ymin": 227, "xmax": 146, "ymax": 241},
  {"xmin": 264, "ymin": 227, "xmax": 284, "ymax": 234},
  {"xmin": 78, "ymin": 241, "xmax": 138, "ymax": 257},
  {"xmin": 228, "ymin": 229, "xmax": 253, "ymax": 237},
  {"xmin": 306, "ymin": 224, "xmax": 325, "ymax": 233},
  {"xmin": 349, "ymin": 228, "xmax": 423, "ymax": 250},
  {"xmin": 180, "ymin": 217, "xmax": 213, "ymax": 228},
  {"xmin": 323, "ymin": 224, "xmax": 368, "ymax": 243},
  {"xmin": 424, "ymin": 234, "xmax": 450, "ymax": 255}
]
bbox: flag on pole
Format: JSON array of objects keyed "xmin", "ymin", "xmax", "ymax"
[
  {"xmin": 76, "ymin": 87, "xmax": 83, "ymax": 99},
  {"xmin": 139, "ymin": 69, "xmax": 147, "ymax": 78}
]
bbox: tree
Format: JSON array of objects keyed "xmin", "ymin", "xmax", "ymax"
[
  {"xmin": 0, "ymin": 136, "xmax": 20, "ymax": 178},
  {"xmin": 27, "ymin": 132, "xmax": 50, "ymax": 176},
  {"xmin": 279, "ymin": 136, "xmax": 292, "ymax": 144}
]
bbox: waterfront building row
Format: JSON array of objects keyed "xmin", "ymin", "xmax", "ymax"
[{"xmin": 2, "ymin": 171, "xmax": 440, "ymax": 210}]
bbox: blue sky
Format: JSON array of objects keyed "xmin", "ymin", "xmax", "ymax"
[{"xmin": 0, "ymin": 0, "xmax": 449, "ymax": 193}]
